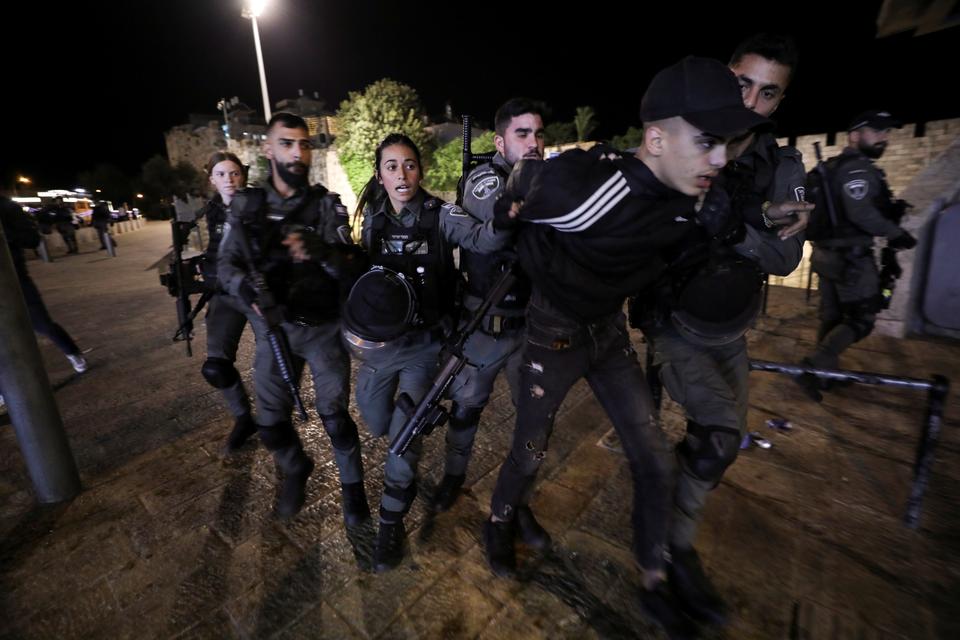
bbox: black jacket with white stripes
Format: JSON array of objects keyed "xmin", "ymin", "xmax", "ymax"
[{"xmin": 515, "ymin": 145, "xmax": 698, "ymax": 322}]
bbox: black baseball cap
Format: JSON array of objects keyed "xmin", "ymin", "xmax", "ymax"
[
  {"xmin": 640, "ymin": 56, "xmax": 770, "ymax": 137},
  {"xmin": 848, "ymin": 110, "xmax": 901, "ymax": 132}
]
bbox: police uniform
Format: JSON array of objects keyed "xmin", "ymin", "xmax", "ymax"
[
  {"xmin": 435, "ymin": 152, "xmax": 528, "ymax": 506},
  {"xmin": 91, "ymin": 202, "xmax": 113, "ymax": 249},
  {"xmin": 806, "ymin": 147, "xmax": 911, "ymax": 370},
  {"xmin": 643, "ymin": 133, "xmax": 805, "ymax": 552},
  {"xmin": 195, "ymin": 196, "xmax": 253, "ymax": 425},
  {"xmin": 51, "ymin": 204, "xmax": 78, "ymax": 254},
  {"xmin": 218, "ymin": 179, "xmax": 364, "ymax": 519},
  {"xmin": 358, "ymin": 189, "xmax": 509, "ymax": 527}
]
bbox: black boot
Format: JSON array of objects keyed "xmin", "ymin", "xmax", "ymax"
[
  {"xmin": 259, "ymin": 422, "xmax": 315, "ymax": 519},
  {"xmin": 341, "ymin": 482, "xmax": 371, "ymax": 527},
  {"xmin": 223, "ymin": 413, "xmax": 257, "ymax": 454},
  {"xmin": 374, "ymin": 511, "xmax": 406, "ymax": 573},
  {"xmin": 668, "ymin": 545, "xmax": 729, "ymax": 626},
  {"xmin": 515, "ymin": 506, "xmax": 551, "ymax": 551},
  {"xmin": 429, "ymin": 473, "xmax": 465, "ymax": 513},
  {"xmin": 639, "ymin": 579, "xmax": 699, "ymax": 640},
  {"xmin": 483, "ymin": 517, "xmax": 517, "ymax": 578}
]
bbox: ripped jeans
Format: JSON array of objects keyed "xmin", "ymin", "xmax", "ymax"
[{"xmin": 489, "ymin": 303, "xmax": 674, "ymax": 572}]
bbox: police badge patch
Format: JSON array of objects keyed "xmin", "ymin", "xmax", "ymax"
[
  {"xmin": 844, "ymin": 179, "xmax": 869, "ymax": 200},
  {"xmin": 472, "ymin": 174, "xmax": 500, "ymax": 200},
  {"xmin": 794, "ymin": 186, "xmax": 806, "ymax": 202}
]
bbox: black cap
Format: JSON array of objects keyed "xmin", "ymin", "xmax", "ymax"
[
  {"xmin": 640, "ymin": 56, "xmax": 770, "ymax": 137},
  {"xmin": 848, "ymin": 110, "xmax": 901, "ymax": 132}
]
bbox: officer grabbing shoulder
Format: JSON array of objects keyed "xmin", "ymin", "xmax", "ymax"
[{"xmin": 428, "ymin": 98, "xmax": 545, "ymax": 513}]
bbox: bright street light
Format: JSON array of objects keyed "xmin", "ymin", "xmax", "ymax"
[{"xmin": 242, "ymin": 0, "xmax": 272, "ymax": 122}]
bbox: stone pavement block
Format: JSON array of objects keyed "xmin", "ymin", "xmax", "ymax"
[
  {"xmin": 380, "ymin": 569, "xmax": 503, "ymax": 640},
  {"xmin": 321, "ymin": 562, "xmax": 449, "ymax": 639},
  {"xmin": 174, "ymin": 609, "xmax": 244, "ymax": 640},
  {"xmin": 224, "ymin": 540, "xmax": 338, "ymax": 638},
  {"xmin": 570, "ymin": 464, "xmax": 635, "ymax": 550},
  {"xmin": 6, "ymin": 577, "xmax": 121, "ymax": 640},
  {"xmin": 792, "ymin": 536, "xmax": 937, "ymax": 639},
  {"xmin": 527, "ymin": 481, "xmax": 593, "ymax": 537},
  {"xmin": 706, "ymin": 499, "xmax": 799, "ymax": 638},
  {"xmin": 105, "ymin": 526, "xmax": 251, "ymax": 638},
  {"xmin": 274, "ymin": 601, "xmax": 362, "ymax": 639}
]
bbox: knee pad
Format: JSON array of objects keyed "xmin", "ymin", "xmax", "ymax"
[
  {"xmin": 201, "ymin": 357, "xmax": 240, "ymax": 389},
  {"xmin": 382, "ymin": 480, "xmax": 418, "ymax": 514},
  {"xmin": 449, "ymin": 403, "xmax": 483, "ymax": 431},
  {"xmin": 320, "ymin": 411, "xmax": 360, "ymax": 450},
  {"xmin": 677, "ymin": 420, "xmax": 741, "ymax": 485}
]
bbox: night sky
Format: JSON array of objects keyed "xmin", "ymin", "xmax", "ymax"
[{"xmin": 4, "ymin": 0, "xmax": 955, "ymax": 191}]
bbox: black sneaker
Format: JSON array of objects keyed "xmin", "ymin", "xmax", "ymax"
[
  {"xmin": 429, "ymin": 473, "xmax": 465, "ymax": 512},
  {"xmin": 668, "ymin": 545, "xmax": 729, "ymax": 627},
  {"xmin": 482, "ymin": 517, "xmax": 517, "ymax": 578},
  {"xmin": 374, "ymin": 519, "xmax": 406, "ymax": 573},
  {"xmin": 515, "ymin": 506, "xmax": 551, "ymax": 551},
  {"xmin": 341, "ymin": 482, "xmax": 371, "ymax": 527}
]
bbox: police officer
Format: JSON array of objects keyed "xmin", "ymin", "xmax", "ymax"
[
  {"xmin": 796, "ymin": 110, "xmax": 915, "ymax": 400},
  {"xmin": 345, "ymin": 133, "xmax": 510, "ymax": 572},
  {"xmin": 483, "ymin": 57, "xmax": 769, "ymax": 634},
  {"xmin": 218, "ymin": 112, "xmax": 368, "ymax": 523},
  {"xmin": 430, "ymin": 98, "xmax": 546, "ymax": 513},
  {"xmin": 635, "ymin": 35, "xmax": 812, "ymax": 626},
  {"xmin": 195, "ymin": 151, "xmax": 256, "ymax": 454},
  {"xmin": 49, "ymin": 197, "xmax": 79, "ymax": 254}
]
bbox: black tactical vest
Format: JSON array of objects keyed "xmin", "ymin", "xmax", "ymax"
[
  {"xmin": 242, "ymin": 185, "xmax": 342, "ymax": 323},
  {"xmin": 369, "ymin": 196, "xmax": 457, "ymax": 326}
]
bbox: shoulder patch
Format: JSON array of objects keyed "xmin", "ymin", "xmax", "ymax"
[
  {"xmin": 843, "ymin": 179, "xmax": 869, "ymax": 200},
  {"xmin": 794, "ymin": 186, "xmax": 806, "ymax": 202},
  {"xmin": 471, "ymin": 174, "xmax": 501, "ymax": 200},
  {"xmin": 441, "ymin": 202, "xmax": 469, "ymax": 217}
]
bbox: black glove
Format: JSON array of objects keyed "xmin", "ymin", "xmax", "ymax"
[
  {"xmin": 298, "ymin": 232, "xmax": 331, "ymax": 261},
  {"xmin": 888, "ymin": 231, "xmax": 916, "ymax": 251},
  {"xmin": 237, "ymin": 278, "xmax": 258, "ymax": 308},
  {"xmin": 695, "ymin": 185, "xmax": 745, "ymax": 244},
  {"xmin": 492, "ymin": 194, "xmax": 520, "ymax": 231}
]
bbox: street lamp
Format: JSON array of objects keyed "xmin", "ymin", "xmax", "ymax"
[
  {"xmin": 14, "ymin": 175, "xmax": 31, "ymax": 197},
  {"xmin": 242, "ymin": 0, "xmax": 272, "ymax": 122}
]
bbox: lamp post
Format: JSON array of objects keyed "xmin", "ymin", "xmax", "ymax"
[{"xmin": 242, "ymin": 0, "xmax": 272, "ymax": 122}]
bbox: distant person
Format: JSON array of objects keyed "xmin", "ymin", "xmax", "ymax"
[
  {"xmin": 1, "ymin": 194, "xmax": 88, "ymax": 373},
  {"xmin": 91, "ymin": 200, "xmax": 116, "ymax": 249},
  {"xmin": 49, "ymin": 197, "xmax": 79, "ymax": 254}
]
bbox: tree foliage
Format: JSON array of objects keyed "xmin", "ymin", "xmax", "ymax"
[
  {"xmin": 335, "ymin": 79, "xmax": 431, "ymax": 196},
  {"xmin": 543, "ymin": 121, "xmax": 577, "ymax": 146},
  {"xmin": 422, "ymin": 131, "xmax": 496, "ymax": 193},
  {"xmin": 574, "ymin": 106, "xmax": 598, "ymax": 142},
  {"xmin": 610, "ymin": 126, "xmax": 645, "ymax": 151}
]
